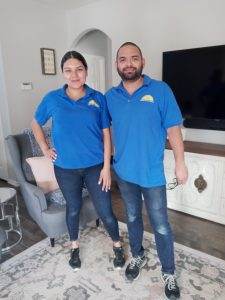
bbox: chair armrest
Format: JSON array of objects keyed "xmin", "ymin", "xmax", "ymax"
[{"xmin": 22, "ymin": 182, "xmax": 47, "ymax": 211}]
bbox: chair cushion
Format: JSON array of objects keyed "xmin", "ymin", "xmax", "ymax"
[
  {"xmin": 15, "ymin": 134, "xmax": 35, "ymax": 183},
  {"xmin": 0, "ymin": 227, "xmax": 6, "ymax": 245},
  {"xmin": 26, "ymin": 156, "xmax": 59, "ymax": 193},
  {"xmin": 45, "ymin": 189, "xmax": 66, "ymax": 206},
  {"xmin": 46, "ymin": 187, "xmax": 89, "ymax": 206},
  {"xmin": 23, "ymin": 127, "xmax": 53, "ymax": 157}
]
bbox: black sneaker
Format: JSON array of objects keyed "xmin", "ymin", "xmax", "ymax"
[
  {"xmin": 69, "ymin": 248, "xmax": 81, "ymax": 270},
  {"xmin": 113, "ymin": 246, "xmax": 125, "ymax": 269},
  {"xmin": 162, "ymin": 273, "xmax": 180, "ymax": 299},
  {"xmin": 125, "ymin": 255, "xmax": 147, "ymax": 281}
]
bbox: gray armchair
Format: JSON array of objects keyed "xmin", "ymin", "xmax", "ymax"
[
  {"xmin": 0, "ymin": 227, "xmax": 6, "ymax": 261},
  {"xmin": 5, "ymin": 133, "xmax": 98, "ymax": 247}
]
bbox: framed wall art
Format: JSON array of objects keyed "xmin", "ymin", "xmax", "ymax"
[{"xmin": 40, "ymin": 48, "xmax": 56, "ymax": 75}]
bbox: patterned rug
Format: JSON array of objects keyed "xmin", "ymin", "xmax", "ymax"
[{"xmin": 1, "ymin": 222, "xmax": 225, "ymax": 300}]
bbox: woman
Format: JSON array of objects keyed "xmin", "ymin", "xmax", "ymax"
[{"xmin": 31, "ymin": 51, "xmax": 125, "ymax": 270}]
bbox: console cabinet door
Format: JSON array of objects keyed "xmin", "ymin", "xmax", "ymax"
[
  {"xmin": 222, "ymin": 164, "xmax": 225, "ymax": 198},
  {"xmin": 181, "ymin": 152, "xmax": 222, "ymax": 215},
  {"xmin": 221, "ymin": 163, "xmax": 225, "ymax": 216},
  {"xmin": 164, "ymin": 150, "xmax": 225, "ymax": 223}
]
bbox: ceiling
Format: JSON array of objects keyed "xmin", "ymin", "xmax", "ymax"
[{"xmin": 33, "ymin": 0, "xmax": 101, "ymax": 10}]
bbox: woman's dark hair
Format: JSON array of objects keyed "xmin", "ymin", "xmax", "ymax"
[{"xmin": 60, "ymin": 51, "xmax": 88, "ymax": 71}]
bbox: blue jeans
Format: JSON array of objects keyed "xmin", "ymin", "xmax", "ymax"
[
  {"xmin": 115, "ymin": 172, "xmax": 175, "ymax": 274},
  {"xmin": 54, "ymin": 164, "xmax": 120, "ymax": 242}
]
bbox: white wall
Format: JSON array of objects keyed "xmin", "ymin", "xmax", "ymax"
[
  {"xmin": 1, "ymin": 0, "xmax": 225, "ymax": 139},
  {"xmin": 0, "ymin": 0, "xmax": 68, "ymax": 134},
  {"xmin": 66, "ymin": 0, "xmax": 225, "ymax": 144}
]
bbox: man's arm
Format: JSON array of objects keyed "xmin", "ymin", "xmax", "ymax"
[{"xmin": 167, "ymin": 125, "xmax": 188, "ymax": 184}]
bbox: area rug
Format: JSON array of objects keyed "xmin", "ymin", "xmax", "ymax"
[{"xmin": 1, "ymin": 222, "xmax": 225, "ymax": 300}]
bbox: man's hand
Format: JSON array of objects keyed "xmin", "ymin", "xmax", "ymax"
[{"xmin": 175, "ymin": 161, "xmax": 188, "ymax": 185}]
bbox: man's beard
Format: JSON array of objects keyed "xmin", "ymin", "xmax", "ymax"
[{"xmin": 117, "ymin": 65, "xmax": 143, "ymax": 82}]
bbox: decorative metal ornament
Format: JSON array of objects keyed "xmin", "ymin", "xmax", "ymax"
[{"xmin": 194, "ymin": 174, "xmax": 207, "ymax": 193}]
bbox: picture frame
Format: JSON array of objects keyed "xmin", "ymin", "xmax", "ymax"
[{"xmin": 40, "ymin": 48, "xmax": 56, "ymax": 75}]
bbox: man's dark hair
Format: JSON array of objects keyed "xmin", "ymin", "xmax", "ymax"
[
  {"xmin": 61, "ymin": 51, "xmax": 88, "ymax": 71},
  {"xmin": 116, "ymin": 42, "xmax": 143, "ymax": 60}
]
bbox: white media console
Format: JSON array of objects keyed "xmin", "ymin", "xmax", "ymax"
[{"xmin": 165, "ymin": 140, "xmax": 225, "ymax": 225}]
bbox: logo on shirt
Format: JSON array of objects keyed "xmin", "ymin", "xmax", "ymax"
[
  {"xmin": 140, "ymin": 94, "xmax": 154, "ymax": 103},
  {"xmin": 88, "ymin": 99, "xmax": 100, "ymax": 108}
]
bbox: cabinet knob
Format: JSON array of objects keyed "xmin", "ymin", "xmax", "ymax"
[{"xmin": 194, "ymin": 174, "xmax": 207, "ymax": 193}]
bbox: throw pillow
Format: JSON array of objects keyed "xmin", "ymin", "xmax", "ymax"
[{"xmin": 26, "ymin": 156, "xmax": 59, "ymax": 194}]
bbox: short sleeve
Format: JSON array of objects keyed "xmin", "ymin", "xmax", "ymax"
[
  {"xmin": 34, "ymin": 94, "xmax": 53, "ymax": 126},
  {"xmin": 100, "ymin": 94, "xmax": 111, "ymax": 129},
  {"xmin": 159, "ymin": 83, "xmax": 183, "ymax": 129}
]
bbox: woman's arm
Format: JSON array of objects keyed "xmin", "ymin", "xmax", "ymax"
[
  {"xmin": 98, "ymin": 128, "xmax": 112, "ymax": 192},
  {"xmin": 31, "ymin": 118, "xmax": 57, "ymax": 161}
]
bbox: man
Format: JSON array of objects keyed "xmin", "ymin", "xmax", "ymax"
[{"xmin": 105, "ymin": 42, "xmax": 188, "ymax": 299}]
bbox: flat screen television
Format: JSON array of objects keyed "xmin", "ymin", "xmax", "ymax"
[{"xmin": 162, "ymin": 45, "xmax": 225, "ymax": 131}]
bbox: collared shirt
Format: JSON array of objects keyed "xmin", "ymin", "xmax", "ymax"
[
  {"xmin": 35, "ymin": 84, "xmax": 110, "ymax": 169},
  {"xmin": 105, "ymin": 75, "xmax": 182, "ymax": 187}
]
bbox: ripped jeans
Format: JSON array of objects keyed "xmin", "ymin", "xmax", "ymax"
[{"xmin": 115, "ymin": 172, "xmax": 175, "ymax": 274}]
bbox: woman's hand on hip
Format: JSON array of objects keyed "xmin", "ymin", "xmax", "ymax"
[{"xmin": 98, "ymin": 167, "xmax": 111, "ymax": 192}]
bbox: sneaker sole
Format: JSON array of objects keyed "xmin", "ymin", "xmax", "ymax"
[
  {"xmin": 114, "ymin": 263, "xmax": 126, "ymax": 270},
  {"xmin": 69, "ymin": 265, "xmax": 81, "ymax": 271},
  {"xmin": 113, "ymin": 261, "xmax": 126, "ymax": 270},
  {"xmin": 114, "ymin": 266, "xmax": 122, "ymax": 270},
  {"xmin": 125, "ymin": 257, "xmax": 147, "ymax": 281},
  {"xmin": 69, "ymin": 262, "xmax": 81, "ymax": 271}
]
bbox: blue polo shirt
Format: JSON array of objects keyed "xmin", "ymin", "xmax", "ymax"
[
  {"xmin": 105, "ymin": 75, "xmax": 182, "ymax": 187},
  {"xmin": 35, "ymin": 85, "xmax": 110, "ymax": 169}
]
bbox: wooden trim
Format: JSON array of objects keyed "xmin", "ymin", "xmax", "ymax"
[{"xmin": 166, "ymin": 141, "xmax": 225, "ymax": 157}]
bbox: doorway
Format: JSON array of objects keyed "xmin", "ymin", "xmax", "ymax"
[{"xmin": 84, "ymin": 53, "xmax": 105, "ymax": 93}]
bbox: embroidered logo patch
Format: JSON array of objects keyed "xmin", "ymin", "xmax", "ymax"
[
  {"xmin": 88, "ymin": 99, "xmax": 100, "ymax": 108},
  {"xmin": 140, "ymin": 95, "xmax": 154, "ymax": 103}
]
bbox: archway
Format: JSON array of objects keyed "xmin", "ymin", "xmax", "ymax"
[{"xmin": 71, "ymin": 29, "xmax": 112, "ymax": 92}]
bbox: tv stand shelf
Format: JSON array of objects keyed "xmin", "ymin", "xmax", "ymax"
[{"xmin": 165, "ymin": 141, "xmax": 225, "ymax": 225}]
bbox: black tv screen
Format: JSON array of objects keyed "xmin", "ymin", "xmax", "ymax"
[{"xmin": 162, "ymin": 45, "xmax": 225, "ymax": 131}]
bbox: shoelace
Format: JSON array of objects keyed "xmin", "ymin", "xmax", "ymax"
[
  {"xmin": 129, "ymin": 256, "xmax": 143, "ymax": 269},
  {"xmin": 163, "ymin": 274, "xmax": 177, "ymax": 291}
]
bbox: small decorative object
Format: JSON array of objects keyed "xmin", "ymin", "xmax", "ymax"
[
  {"xmin": 40, "ymin": 48, "xmax": 56, "ymax": 75},
  {"xmin": 194, "ymin": 174, "xmax": 207, "ymax": 193}
]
